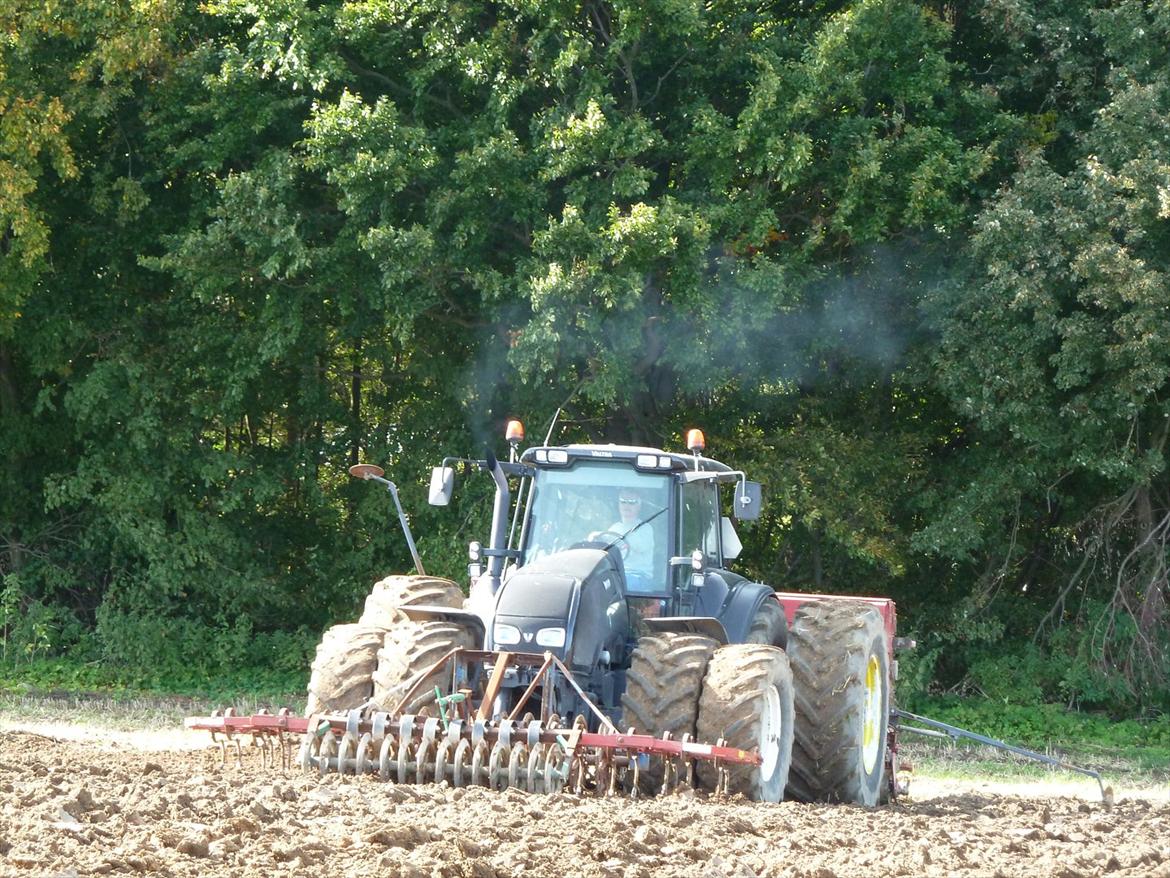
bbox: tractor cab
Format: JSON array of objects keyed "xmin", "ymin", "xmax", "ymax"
[
  {"xmin": 423, "ymin": 425, "xmax": 771, "ymax": 727},
  {"xmin": 426, "ymin": 426, "xmax": 764, "ymax": 645},
  {"xmin": 519, "ymin": 456, "xmax": 672, "ymax": 596},
  {"xmin": 513, "ymin": 440, "xmax": 761, "ymax": 623}
]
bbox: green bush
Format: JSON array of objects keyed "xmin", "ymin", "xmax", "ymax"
[
  {"xmin": 90, "ymin": 607, "xmax": 314, "ymax": 694},
  {"xmin": 906, "ymin": 696, "xmax": 1170, "ymax": 751}
]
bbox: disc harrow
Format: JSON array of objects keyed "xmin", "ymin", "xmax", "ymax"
[{"xmin": 187, "ymin": 648, "xmax": 760, "ymax": 797}]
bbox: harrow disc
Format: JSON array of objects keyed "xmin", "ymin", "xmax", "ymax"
[
  {"xmin": 508, "ymin": 743, "xmax": 528, "ymax": 788},
  {"xmin": 452, "ymin": 739, "xmax": 472, "ymax": 787},
  {"xmin": 434, "ymin": 739, "xmax": 452, "ymax": 785}
]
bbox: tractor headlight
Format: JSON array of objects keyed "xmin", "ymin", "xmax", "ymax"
[
  {"xmin": 493, "ymin": 624, "xmax": 522, "ymax": 645},
  {"xmin": 535, "ymin": 627, "xmax": 566, "ymax": 648}
]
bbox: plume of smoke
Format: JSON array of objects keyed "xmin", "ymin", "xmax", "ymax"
[{"xmin": 456, "ymin": 237, "xmax": 948, "ymax": 445}]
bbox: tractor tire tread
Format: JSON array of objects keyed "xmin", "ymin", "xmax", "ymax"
[
  {"xmin": 695, "ymin": 643, "xmax": 794, "ymax": 801},
  {"xmin": 304, "ymin": 623, "xmax": 386, "ymax": 715},
  {"xmin": 785, "ymin": 600, "xmax": 889, "ymax": 806},
  {"xmin": 358, "ymin": 574, "xmax": 464, "ymax": 629},
  {"xmin": 373, "ymin": 620, "xmax": 476, "ymax": 713},
  {"xmin": 620, "ymin": 633, "xmax": 718, "ymax": 792},
  {"xmin": 746, "ymin": 596, "xmax": 788, "ymax": 649},
  {"xmin": 621, "ymin": 633, "xmax": 718, "ymax": 733}
]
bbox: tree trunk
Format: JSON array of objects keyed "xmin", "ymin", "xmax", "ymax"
[
  {"xmin": 0, "ymin": 341, "xmax": 16, "ymax": 418},
  {"xmin": 810, "ymin": 524, "xmax": 823, "ymax": 589},
  {"xmin": 0, "ymin": 341, "xmax": 24, "ymax": 575},
  {"xmin": 349, "ymin": 345, "xmax": 362, "ymax": 467}
]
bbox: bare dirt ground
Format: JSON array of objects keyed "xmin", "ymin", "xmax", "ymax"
[{"xmin": 1, "ymin": 722, "xmax": 1168, "ymax": 878}]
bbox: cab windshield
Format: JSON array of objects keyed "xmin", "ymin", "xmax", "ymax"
[{"xmin": 522, "ymin": 461, "xmax": 669, "ymax": 595}]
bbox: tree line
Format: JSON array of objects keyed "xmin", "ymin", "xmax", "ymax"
[{"xmin": 1, "ymin": 0, "xmax": 1167, "ymax": 711}]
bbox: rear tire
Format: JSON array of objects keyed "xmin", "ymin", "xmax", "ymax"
[
  {"xmin": 305, "ymin": 623, "xmax": 385, "ymax": 715},
  {"xmin": 358, "ymin": 574, "xmax": 464, "ymax": 628},
  {"xmin": 746, "ymin": 597, "xmax": 788, "ymax": 649},
  {"xmin": 372, "ymin": 620, "xmax": 477, "ymax": 713},
  {"xmin": 786, "ymin": 600, "xmax": 890, "ymax": 806},
  {"xmin": 695, "ymin": 644, "xmax": 794, "ymax": 802},
  {"xmin": 620, "ymin": 633, "xmax": 718, "ymax": 793}
]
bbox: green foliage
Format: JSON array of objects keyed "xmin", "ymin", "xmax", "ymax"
[
  {"xmin": 1, "ymin": 0, "xmax": 1169, "ymax": 717},
  {"xmin": 0, "ymin": 617, "xmax": 314, "ymax": 697},
  {"xmin": 908, "ymin": 696, "xmax": 1170, "ymax": 752},
  {"xmin": 0, "ymin": 656, "xmax": 305, "ymax": 705},
  {"xmin": 927, "ymin": 0, "xmax": 1170, "ymax": 706},
  {"xmin": 0, "ymin": 658, "xmax": 120, "ymax": 694}
]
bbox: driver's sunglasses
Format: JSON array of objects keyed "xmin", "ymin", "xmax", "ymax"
[{"xmin": 619, "ymin": 497, "xmax": 641, "ymax": 505}]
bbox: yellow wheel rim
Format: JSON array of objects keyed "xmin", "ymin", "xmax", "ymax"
[{"xmin": 862, "ymin": 654, "xmax": 883, "ymax": 774}]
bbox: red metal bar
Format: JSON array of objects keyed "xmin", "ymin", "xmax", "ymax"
[
  {"xmin": 505, "ymin": 652, "xmax": 556, "ymax": 721},
  {"xmin": 186, "ymin": 715, "xmax": 312, "ymax": 734},
  {"xmin": 578, "ymin": 732, "xmax": 760, "ymax": 765},
  {"xmin": 476, "ymin": 651, "xmax": 512, "ymax": 722}
]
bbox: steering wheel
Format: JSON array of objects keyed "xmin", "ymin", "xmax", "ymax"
[{"xmin": 570, "ymin": 530, "xmax": 630, "ymax": 559}]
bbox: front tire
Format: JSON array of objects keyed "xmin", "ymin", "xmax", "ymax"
[
  {"xmin": 695, "ymin": 644, "xmax": 794, "ymax": 802},
  {"xmin": 786, "ymin": 600, "xmax": 890, "ymax": 806},
  {"xmin": 620, "ymin": 633, "xmax": 718, "ymax": 793},
  {"xmin": 304, "ymin": 623, "xmax": 385, "ymax": 715},
  {"xmin": 358, "ymin": 574, "xmax": 464, "ymax": 628},
  {"xmin": 372, "ymin": 620, "xmax": 477, "ymax": 713}
]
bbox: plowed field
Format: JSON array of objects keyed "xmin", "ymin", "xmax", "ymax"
[{"xmin": 1, "ymin": 727, "xmax": 1168, "ymax": 878}]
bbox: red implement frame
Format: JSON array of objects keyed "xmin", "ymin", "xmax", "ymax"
[
  {"xmin": 186, "ymin": 647, "xmax": 761, "ymax": 788},
  {"xmin": 186, "ymin": 712, "xmax": 759, "ymax": 767}
]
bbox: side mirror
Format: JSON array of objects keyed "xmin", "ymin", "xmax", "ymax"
[
  {"xmin": 428, "ymin": 466, "xmax": 454, "ymax": 505},
  {"xmin": 734, "ymin": 480, "xmax": 762, "ymax": 520}
]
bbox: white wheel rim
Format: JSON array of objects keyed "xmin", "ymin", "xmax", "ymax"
[
  {"xmin": 862, "ymin": 654, "xmax": 883, "ymax": 774},
  {"xmin": 759, "ymin": 684, "xmax": 783, "ymax": 778}
]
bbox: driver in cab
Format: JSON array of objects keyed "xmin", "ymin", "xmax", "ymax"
[{"xmin": 606, "ymin": 488, "xmax": 655, "ymax": 594}]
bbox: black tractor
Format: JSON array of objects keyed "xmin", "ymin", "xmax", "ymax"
[{"xmin": 305, "ymin": 425, "xmax": 894, "ymax": 804}]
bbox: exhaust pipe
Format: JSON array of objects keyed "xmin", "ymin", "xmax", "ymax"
[{"xmin": 482, "ymin": 448, "xmax": 510, "ymax": 593}]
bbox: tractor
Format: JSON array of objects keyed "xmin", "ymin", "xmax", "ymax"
[{"xmin": 297, "ymin": 424, "xmax": 899, "ymax": 805}]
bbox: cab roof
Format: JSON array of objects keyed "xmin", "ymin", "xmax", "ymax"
[{"xmin": 519, "ymin": 443, "xmax": 734, "ymax": 474}]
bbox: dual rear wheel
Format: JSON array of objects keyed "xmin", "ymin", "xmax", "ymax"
[
  {"xmin": 622, "ymin": 599, "xmax": 890, "ymax": 805},
  {"xmin": 786, "ymin": 601, "xmax": 891, "ymax": 806},
  {"xmin": 622, "ymin": 625, "xmax": 794, "ymax": 802}
]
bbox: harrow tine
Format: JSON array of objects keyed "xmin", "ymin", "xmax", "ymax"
[
  {"xmin": 713, "ymin": 736, "xmax": 729, "ymax": 796},
  {"xmin": 544, "ymin": 741, "xmax": 567, "ymax": 794},
  {"xmin": 396, "ymin": 736, "xmax": 413, "ymax": 784},
  {"xmin": 414, "ymin": 737, "xmax": 432, "ymax": 784},
  {"xmin": 337, "ymin": 734, "xmax": 354, "ymax": 775},
  {"xmin": 377, "ymin": 734, "xmax": 394, "ymax": 780},
  {"xmin": 489, "ymin": 741, "xmax": 508, "ymax": 790},
  {"xmin": 318, "ymin": 729, "xmax": 337, "ymax": 776},
  {"xmin": 471, "ymin": 740, "xmax": 489, "ymax": 786},
  {"xmin": 659, "ymin": 732, "xmax": 674, "ymax": 796},
  {"xmin": 433, "ymin": 738, "xmax": 452, "ymax": 785},
  {"xmin": 508, "ymin": 743, "xmax": 528, "ymax": 789},
  {"xmin": 680, "ymin": 733, "xmax": 696, "ymax": 790}
]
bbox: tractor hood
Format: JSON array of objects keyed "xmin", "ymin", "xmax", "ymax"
[{"xmin": 491, "ymin": 547, "xmax": 630, "ymax": 671}]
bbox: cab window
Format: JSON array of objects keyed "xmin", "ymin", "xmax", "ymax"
[
  {"xmin": 680, "ymin": 480, "xmax": 720, "ymax": 566},
  {"xmin": 522, "ymin": 461, "xmax": 669, "ymax": 594}
]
